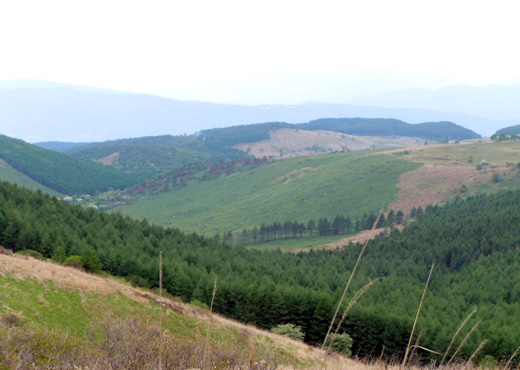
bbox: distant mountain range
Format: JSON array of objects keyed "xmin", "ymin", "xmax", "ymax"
[{"xmin": 1, "ymin": 80, "xmax": 517, "ymax": 141}]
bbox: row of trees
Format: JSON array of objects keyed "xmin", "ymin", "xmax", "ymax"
[
  {"xmin": 1, "ymin": 180, "xmax": 520, "ymax": 363},
  {"xmin": 222, "ymin": 208, "xmax": 427, "ymax": 245}
]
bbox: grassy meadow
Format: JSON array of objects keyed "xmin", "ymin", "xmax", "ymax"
[{"xmin": 115, "ymin": 151, "xmax": 420, "ymax": 236}]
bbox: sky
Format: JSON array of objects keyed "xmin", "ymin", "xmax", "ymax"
[{"xmin": 1, "ymin": 0, "xmax": 520, "ymax": 104}]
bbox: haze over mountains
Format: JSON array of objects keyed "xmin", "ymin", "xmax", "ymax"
[{"xmin": 1, "ymin": 79, "xmax": 518, "ymax": 142}]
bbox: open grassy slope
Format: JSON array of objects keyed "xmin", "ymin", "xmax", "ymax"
[
  {"xmin": 0, "ymin": 252, "xmax": 352, "ymax": 369},
  {"xmin": 115, "ymin": 151, "xmax": 420, "ymax": 236},
  {"xmin": 0, "ymin": 159, "xmax": 63, "ymax": 197}
]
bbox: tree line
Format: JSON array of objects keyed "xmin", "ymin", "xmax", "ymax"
[{"xmin": 223, "ymin": 208, "xmax": 417, "ymax": 245}]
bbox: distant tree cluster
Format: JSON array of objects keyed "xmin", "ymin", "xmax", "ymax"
[
  {"xmin": 223, "ymin": 208, "xmax": 423, "ymax": 245},
  {"xmin": 494, "ymin": 124, "xmax": 520, "ymax": 137},
  {"xmin": 490, "ymin": 133, "xmax": 519, "ymax": 142}
]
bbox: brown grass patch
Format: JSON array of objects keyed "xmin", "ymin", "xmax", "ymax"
[
  {"xmin": 0, "ymin": 254, "xmax": 148, "ymax": 304},
  {"xmin": 272, "ymin": 166, "xmax": 325, "ymax": 184},
  {"xmin": 388, "ymin": 164, "xmax": 513, "ymax": 214},
  {"xmin": 235, "ymin": 129, "xmax": 431, "ymax": 159},
  {"xmin": 94, "ymin": 152, "xmax": 120, "ymax": 166}
]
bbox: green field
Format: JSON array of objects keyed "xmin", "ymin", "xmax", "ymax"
[
  {"xmin": 0, "ymin": 160, "xmax": 63, "ymax": 197},
  {"xmin": 247, "ymin": 233, "xmax": 353, "ymax": 251},
  {"xmin": 115, "ymin": 151, "xmax": 420, "ymax": 236}
]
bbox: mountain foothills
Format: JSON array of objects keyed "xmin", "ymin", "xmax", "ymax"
[
  {"xmin": 1, "ymin": 79, "xmax": 511, "ymax": 141},
  {"xmin": 2, "ymin": 179, "xmax": 520, "ymax": 364},
  {"xmin": 48, "ymin": 118, "xmax": 477, "ymax": 175}
]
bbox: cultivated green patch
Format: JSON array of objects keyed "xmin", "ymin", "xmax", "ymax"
[{"xmin": 115, "ymin": 151, "xmax": 420, "ymax": 236}]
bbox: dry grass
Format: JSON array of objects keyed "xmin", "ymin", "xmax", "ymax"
[
  {"xmin": 0, "ymin": 253, "xmax": 357, "ymax": 369},
  {"xmin": 234, "ymin": 129, "xmax": 429, "ymax": 159},
  {"xmin": 0, "ymin": 253, "xmax": 148, "ymax": 304}
]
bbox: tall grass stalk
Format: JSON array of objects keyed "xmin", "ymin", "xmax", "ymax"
[
  {"xmin": 441, "ymin": 308, "xmax": 477, "ymax": 365},
  {"xmin": 158, "ymin": 250, "xmax": 162, "ymax": 370},
  {"xmin": 446, "ymin": 319, "xmax": 482, "ymax": 366},
  {"xmin": 326, "ymin": 277, "xmax": 383, "ymax": 354},
  {"xmin": 466, "ymin": 339, "xmax": 488, "ymax": 367},
  {"xmin": 504, "ymin": 345, "xmax": 520, "ymax": 370},
  {"xmin": 203, "ymin": 276, "xmax": 218, "ymax": 370},
  {"xmin": 401, "ymin": 262, "xmax": 435, "ymax": 370},
  {"xmin": 321, "ymin": 211, "xmax": 383, "ymax": 351}
]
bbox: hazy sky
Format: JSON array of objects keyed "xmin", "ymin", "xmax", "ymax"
[{"xmin": 1, "ymin": 0, "xmax": 519, "ymax": 104}]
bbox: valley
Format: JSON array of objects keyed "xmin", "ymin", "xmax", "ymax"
[{"xmin": 2, "ymin": 118, "xmax": 520, "ymax": 368}]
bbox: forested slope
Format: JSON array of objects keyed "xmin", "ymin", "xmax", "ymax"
[
  {"xmin": 65, "ymin": 135, "xmax": 249, "ymax": 175},
  {"xmin": 0, "ymin": 135, "xmax": 142, "ymax": 195},
  {"xmin": 1, "ymin": 181, "xmax": 519, "ymax": 363}
]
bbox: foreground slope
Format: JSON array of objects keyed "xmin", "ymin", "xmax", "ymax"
[
  {"xmin": 0, "ymin": 252, "xmax": 347, "ymax": 369},
  {"xmin": 1, "ymin": 180, "xmax": 520, "ymax": 364}
]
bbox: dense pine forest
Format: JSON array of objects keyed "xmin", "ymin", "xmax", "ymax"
[
  {"xmin": 1, "ymin": 181, "xmax": 519, "ymax": 364},
  {"xmin": 0, "ymin": 135, "xmax": 142, "ymax": 195}
]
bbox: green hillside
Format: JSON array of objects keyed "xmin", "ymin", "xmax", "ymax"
[
  {"xmin": 2, "ymin": 180, "xmax": 520, "ymax": 363},
  {"xmin": 0, "ymin": 135, "xmax": 142, "ymax": 195},
  {"xmin": 114, "ymin": 151, "xmax": 420, "ymax": 236},
  {"xmin": 0, "ymin": 159, "xmax": 62, "ymax": 196},
  {"xmin": 0, "ymin": 256, "xmax": 313, "ymax": 369},
  {"xmin": 65, "ymin": 134, "xmax": 250, "ymax": 175}
]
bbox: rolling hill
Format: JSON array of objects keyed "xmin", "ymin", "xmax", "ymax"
[
  {"xmin": 53, "ymin": 119, "xmax": 477, "ymax": 176},
  {"xmin": 112, "ymin": 151, "xmax": 421, "ymax": 236},
  {"xmin": 86, "ymin": 138, "xmax": 520, "ymax": 251},
  {"xmin": 0, "ymin": 135, "xmax": 143, "ymax": 195}
]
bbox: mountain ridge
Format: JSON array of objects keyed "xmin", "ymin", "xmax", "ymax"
[{"xmin": 0, "ymin": 79, "xmax": 508, "ymax": 141}]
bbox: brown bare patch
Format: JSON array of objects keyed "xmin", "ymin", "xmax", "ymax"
[
  {"xmin": 0, "ymin": 159, "xmax": 13, "ymax": 168},
  {"xmin": 388, "ymin": 164, "xmax": 511, "ymax": 214},
  {"xmin": 291, "ymin": 227, "xmax": 402, "ymax": 253},
  {"xmin": 0, "ymin": 253, "xmax": 148, "ymax": 304},
  {"xmin": 235, "ymin": 128, "xmax": 431, "ymax": 159},
  {"xmin": 272, "ymin": 166, "xmax": 325, "ymax": 184},
  {"xmin": 94, "ymin": 152, "xmax": 120, "ymax": 166}
]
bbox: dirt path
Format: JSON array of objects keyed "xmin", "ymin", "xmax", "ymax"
[{"xmin": 291, "ymin": 227, "xmax": 401, "ymax": 253}]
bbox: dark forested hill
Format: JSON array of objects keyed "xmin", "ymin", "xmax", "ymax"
[
  {"xmin": 1, "ymin": 180, "xmax": 520, "ymax": 363},
  {"xmin": 495, "ymin": 124, "xmax": 520, "ymax": 136},
  {"xmin": 297, "ymin": 118, "xmax": 480, "ymax": 141},
  {"xmin": 0, "ymin": 135, "xmax": 142, "ymax": 195}
]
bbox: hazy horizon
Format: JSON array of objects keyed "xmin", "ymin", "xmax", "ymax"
[{"xmin": 1, "ymin": 1, "xmax": 519, "ymax": 105}]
